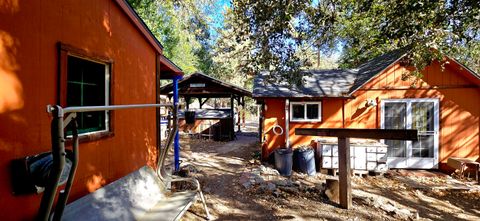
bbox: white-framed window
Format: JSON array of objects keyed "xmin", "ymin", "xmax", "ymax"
[{"xmin": 290, "ymin": 101, "xmax": 322, "ymax": 122}]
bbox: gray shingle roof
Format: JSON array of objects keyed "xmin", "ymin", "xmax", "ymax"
[
  {"xmin": 253, "ymin": 49, "xmax": 407, "ymax": 98},
  {"xmin": 253, "ymin": 69, "xmax": 357, "ymax": 98},
  {"xmin": 349, "ymin": 49, "xmax": 407, "ymax": 94}
]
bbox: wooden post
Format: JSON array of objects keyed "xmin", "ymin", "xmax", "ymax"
[
  {"xmin": 230, "ymin": 94, "xmax": 234, "ymax": 140},
  {"xmin": 237, "ymin": 96, "xmax": 241, "ymax": 132},
  {"xmin": 185, "ymin": 96, "xmax": 190, "ymax": 110},
  {"xmin": 338, "ymin": 137, "xmax": 351, "ymax": 209},
  {"xmin": 295, "ymin": 128, "xmax": 418, "ymax": 210}
]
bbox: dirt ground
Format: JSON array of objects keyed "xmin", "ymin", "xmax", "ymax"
[{"xmin": 176, "ymin": 134, "xmax": 480, "ymax": 221}]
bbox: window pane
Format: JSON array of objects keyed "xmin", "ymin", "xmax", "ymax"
[
  {"xmin": 412, "ymin": 135, "xmax": 434, "ymax": 158},
  {"xmin": 81, "ymin": 111, "xmax": 105, "ymax": 132},
  {"xmin": 386, "ymin": 140, "xmax": 406, "ymax": 157},
  {"xmin": 412, "ymin": 102, "xmax": 434, "ymax": 132},
  {"xmin": 66, "ymin": 56, "xmax": 107, "ymax": 134},
  {"xmin": 384, "ymin": 103, "xmax": 407, "ymax": 157},
  {"xmin": 83, "ymin": 84, "xmax": 105, "ymax": 106},
  {"xmin": 83, "ymin": 61, "xmax": 106, "ymax": 85},
  {"xmin": 292, "ymin": 104, "xmax": 304, "ymax": 120},
  {"xmin": 306, "ymin": 104, "xmax": 319, "ymax": 120},
  {"xmin": 384, "ymin": 103, "xmax": 406, "ymax": 129},
  {"xmin": 66, "ymin": 83, "xmax": 81, "ymax": 107}
]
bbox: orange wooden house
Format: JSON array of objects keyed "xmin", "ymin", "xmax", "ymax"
[
  {"xmin": 0, "ymin": 0, "xmax": 182, "ymax": 219},
  {"xmin": 254, "ymin": 50, "xmax": 480, "ymax": 172}
]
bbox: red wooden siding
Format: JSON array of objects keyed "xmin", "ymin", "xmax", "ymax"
[{"xmin": 0, "ymin": 0, "xmax": 163, "ymax": 219}]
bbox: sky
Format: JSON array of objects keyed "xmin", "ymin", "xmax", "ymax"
[{"xmin": 206, "ymin": 0, "xmax": 231, "ymax": 40}]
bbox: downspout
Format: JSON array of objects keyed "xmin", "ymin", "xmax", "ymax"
[
  {"xmin": 285, "ymin": 99, "xmax": 290, "ymax": 148},
  {"xmin": 173, "ymin": 76, "xmax": 182, "ymax": 172}
]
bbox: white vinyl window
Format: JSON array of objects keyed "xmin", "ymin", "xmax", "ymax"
[{"xmin": 290, "ymin": 102, "xmax": 322, "ymax": 122}]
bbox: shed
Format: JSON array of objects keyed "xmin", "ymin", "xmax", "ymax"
[
  {"xmin": 161, "ymin": 73, "xmax": 252, "ymax": 141},
  {"xmin": 253, "ymin": 49, "xmax": 480, "ymax": 172}
]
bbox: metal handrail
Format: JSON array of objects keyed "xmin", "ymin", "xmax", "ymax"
[
  {"xmin": 47, "ymin": 103, "xmax": 174, "ymax": 116},
  {"xmin": 38, "ymin": 103, "xmax": 178, "ymax": 221}
]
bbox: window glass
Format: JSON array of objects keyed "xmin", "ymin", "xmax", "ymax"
[
  {"xmin": 384, "ymin": 102, "xmax": 407, "ymax": 157},
  {"xmin": 67, "ymin": 56, "xmax": 108, "ymax": 134},
  {"xmin": 292, "ymin": 104, "xmax": 305, "ymax": 120},
  {"xmin": 412, "ymin": 102, "xmax": 434, "ymax": 131},
  {"xmin": 291, "ymin": 102, "xmax": 321, "ymax": 121},
  {"xmin": 306, "ymin": 104, "xmax": 319, "ymax": 120},
  {"xmin": 384, "ymin": 103, "xmax": 406, "ymax": 129}
]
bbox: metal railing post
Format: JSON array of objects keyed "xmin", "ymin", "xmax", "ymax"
[
  {"xmin": 40, "ymin": 103, "xmax": 175, "ymax": 220},
  {"xmin": 173, "ymin": 76, "xmax": 181, "ymax": 172},
  {"xmin": 52, "ymin": 117, "xmax": 79, "ymax": 221},
  {"xmin": 37, "ymin": 106, "xmax": 66, "ymax": 221}
]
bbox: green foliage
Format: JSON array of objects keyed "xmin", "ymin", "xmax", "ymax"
[
  {"xmin": 127, "ymin": 0, "xmax": 219, "ymax": 74},
  {"xmin": 225, "ymin": 0, "xmax": 480, "ymax": 83},
  {"xmin": 327, "ymin": 0, "xmax": 480, "ymax": 75},
  {"xmin": 129, "ymin": 0, "xmax": 479, "ymax": 87},
  {"xmin": 230, "ymin": 0, "xmax": 317, "ymax": 85},
  {"xmin": 211, "ymin": 7, "xmax": 254, "ymax": 89}
]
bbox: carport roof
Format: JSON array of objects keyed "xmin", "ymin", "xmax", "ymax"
[{"xmin": 160, "ymin": 72, "xmax": 252, "ymax": 98}]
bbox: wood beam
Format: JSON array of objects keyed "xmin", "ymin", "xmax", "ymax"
[
  {"xmin": 295, "ymin": 128, "xmax": 418, "ymax": 140},
  {"xmin": 198, "ymin": 97, "xmax": 202, "ymax": 109},
  {"xmin": 234, "ymin": 95, "xmax": 240, "ymax": 105},
  {"xmin": 200, "ymin": 97, "xmax": 209, "ymax": 108},
  {"xmin": 230, "ymin": 95, "xmax": 234, "ymax": 140},
  {"xmin": 338, "ymin": 137, "xmax": 351, "ymax": 209},
  {"xmin": 294, "ymin": 128, "xmax": 418, "ymax": 210}
]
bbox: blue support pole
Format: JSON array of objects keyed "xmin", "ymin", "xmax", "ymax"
[{"xmin": 173, "ymin": 76, "xmax": 181, "ymax": 172}]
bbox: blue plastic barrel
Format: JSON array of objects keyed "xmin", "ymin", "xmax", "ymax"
[
  {"xmin": 274, "ymin": 148, "xmax": 293, "ymax": 176},
  {"xmin": 296, "ymin": 148, "xmax": 316, "ymax": 176}
]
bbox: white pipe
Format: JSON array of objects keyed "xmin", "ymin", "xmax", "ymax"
[
  {"xmin": 47, "ymin": 103, "xmax": 174, "ymax": 116},
  {"xmin": 285, "ymin": 99, "xmax": 290, "ymax": 148}
]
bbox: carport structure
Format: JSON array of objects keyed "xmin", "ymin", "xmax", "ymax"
[{"xmin": 161, "ymin": 72, "xmax": 252, "ymax": 141}]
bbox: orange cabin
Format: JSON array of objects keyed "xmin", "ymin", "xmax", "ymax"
[
  {"xmin": 254, "ymin": 49, "xmax": 480, "ymax": 172},
  {"xmin": 0, "ymin": 0, "xmax": 182, "ymax": 219}
]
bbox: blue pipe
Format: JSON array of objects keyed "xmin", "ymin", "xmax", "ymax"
[{"xmin": 173, "ymin": 76, "xmax": 181, "ymax": 172}]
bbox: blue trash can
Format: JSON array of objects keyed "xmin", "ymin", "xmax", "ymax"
[
  {"xmin": 274, "ymin": 148, "xmax": 293, "ymax": 176},
  {"xmin": 296, "ymin": 147, "xmax": 316, "ymax": 176}
]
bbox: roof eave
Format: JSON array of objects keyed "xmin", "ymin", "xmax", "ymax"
[
  {"xmin": 447, "ymin": 56, "xmax": 480, "ymax": 81},
  {"xmin": 159, "ymin": 55, "xmax": 183, "ymax": 79},
  {"xmin": 193, "ymin": 72, "xmax": 252, "ymax": 96},
  {"xmin": 252, "ymin": 95, "xmax": 354, "ymax": 99},
  {"xmin": 115, "ymin": 0, "xmax": 164, "ymax": 53},
  {"xmin": 160, "ymin": 73, "xmax": 252, "ymax": 97}
]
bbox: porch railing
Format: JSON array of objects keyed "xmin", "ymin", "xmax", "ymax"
[{"xmin": 38, "ymin": 103, "xmax": 178, "ymax": 221}]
